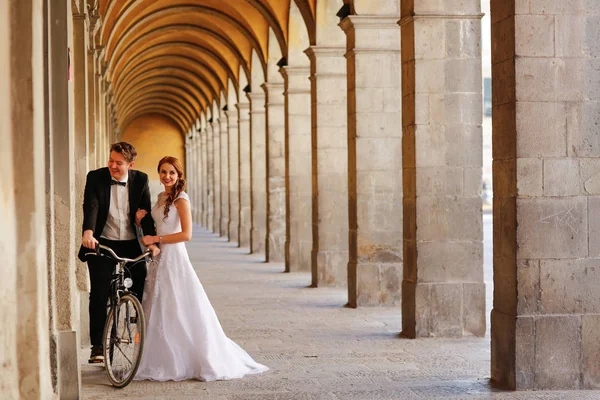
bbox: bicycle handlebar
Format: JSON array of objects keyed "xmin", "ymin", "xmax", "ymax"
[{"xmin": 85, "ymin": 244, "xmax": 153, "ymax": 263}]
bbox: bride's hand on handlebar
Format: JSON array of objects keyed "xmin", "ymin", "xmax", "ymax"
[
  {"xmin": 135, "ymin": 209, "xmax": 148, "ymax": 227},
  {"xmin": 147, "ymin": 244, "xmax": 161, "ymax": 257}
]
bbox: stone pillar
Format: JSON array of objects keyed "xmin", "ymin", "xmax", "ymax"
[
  {"xmin": 94, "ymin": 54, "xmax": 104, "ymax": 165},
  {"xmin": 185, "ymin": 136, "xmax": 192, "ymax": 214},
  {"xmin": 306, "ymin": 46, "xmax": 348, "ymax": 288},
  {"xmin": 491, "ymin": 1, "xmax": 600, "ymax": 390},
  {"xmin": 84, "ymin": 13, "xmax": 97, "ymax": 170},
  {"xmin": 262, "ymin": 82, "xmax": 286, "ymax": 263},
  {"xmin": 400, "ymin": 2, "xmax": 485, "ymax": 337},
  {"xmin": 47, "ymin": 0, "xmax": 81, "ymax": 396},
  {"xmin": 248, "ymin": 91, "xmax": 267, "ymax": 257},
  {"xmin": 213, "ymin": 118, "xmax": 221, "ymax": 235},
  {"xmin": 73, "ymin": 11, "xmax": 89, "ymax": 281},
  {"xmin": 220, "ymin": 109, "xmax": 230, "ymax": 237},
  {"xmin": 201, "ymin": 125, "xmax": 208, "ymax": 227},
  {"xmin": 281, "ymin": 66, "xmax": 312, "ymax": 272},
  {"xmin": 11, "ymin": 0, "xmax": 54, "ymax": 397},
  {"xmin": 237, "ymin": 102, "xmax": 252, "ymax": 249},
  {"xmin": 1, "ymin": 1, "xmax": 19, "ymax": 396},
  {"xmin": 207, "ymin": 122, "xmax": 215, "ymax": 231},
  {"xmin": 340, "ymin": 16, "xmax": 402, "ymax": 307},
  {"xmin": 192, "ymin": 134, "xmax": 202, "ymax": 225},
  {"xmin": 227, "ymin": 108, "xmax": 240, "ymax": 244}
]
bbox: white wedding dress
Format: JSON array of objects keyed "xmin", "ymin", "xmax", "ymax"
[{"xmin": 134, "ymin": 191, "xmax": 269, "ymax": 381}]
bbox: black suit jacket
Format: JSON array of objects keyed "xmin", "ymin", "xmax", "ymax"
[{"xmin": 78, "ymin": 167, "xmax": 156, "ymax": 261}]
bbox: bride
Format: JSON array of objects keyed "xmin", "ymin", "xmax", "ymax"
[{"xmin": 133, "ymin": 156, "xmax": 268, "ymax": 381}]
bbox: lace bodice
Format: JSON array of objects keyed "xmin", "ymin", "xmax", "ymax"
[{"xmin": 151, "ymin": 191, "xmax": 190, "ymax": 236}]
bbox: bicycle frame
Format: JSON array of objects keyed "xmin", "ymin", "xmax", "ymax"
[{"xmin": 85, "ymin": 243, "xmax": 152, "ymax": 386}]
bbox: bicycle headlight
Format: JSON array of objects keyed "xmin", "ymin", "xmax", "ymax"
[{"xmin": 123, "ymin": 278, "xmax": 133, "ymax": 289}]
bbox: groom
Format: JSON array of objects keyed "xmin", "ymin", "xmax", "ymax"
[{"xmin": 78, "ymin": 142, "xmax": 159, "ymax": 363}]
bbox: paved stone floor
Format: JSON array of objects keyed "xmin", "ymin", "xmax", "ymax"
[{"xmin": 82, "ymin": 223, "xmax": 600, "ymax": 399}]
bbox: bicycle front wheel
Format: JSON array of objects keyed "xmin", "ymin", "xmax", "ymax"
[{"xmin": 103, "ymin": 293, "xmax": 146, "ymax": 388}]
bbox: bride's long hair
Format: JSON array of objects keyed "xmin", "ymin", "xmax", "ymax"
[{"xmin": 158, "ymin": 156, "xmax": 187, "ymax": 220}]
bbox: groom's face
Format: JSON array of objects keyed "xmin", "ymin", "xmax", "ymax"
[{"xmin": 108, "ymin": 151, "xmax": 134, "ymax": 181}]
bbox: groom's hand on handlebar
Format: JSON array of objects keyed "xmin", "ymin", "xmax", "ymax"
[
  {"xmin": 82, "ymin": 230, "xmax": 99, "ymax": 249},
  {"xmin": 142, "ymin": 235, "xmax": 158, "ymax": 246}
]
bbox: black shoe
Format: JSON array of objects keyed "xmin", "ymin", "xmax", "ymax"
[{"xmin": 88, "ymin": 345, "xmax": 104, "ymax": 364}]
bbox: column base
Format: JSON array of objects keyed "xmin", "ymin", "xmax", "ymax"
[
  {"xmin": 287, "ymin": 240, "xmax": 311, "ymax": 272},
  {"xmin": 312, "ymin": 249, "xmax": 348, "ymax": 288},
  {"xmin": 239, "ymin": 225, "xmax": 251, "ymax": 249},
  {"xmin": 268, "ymin": 232, "xmax": 286, "ymax": 264},
  {"xmin": 348, "ymin": 261, "xmax": 402, "ymax": 307},
  {"xmin": 251, "ymin": 227, "xmax": 265, "ymax": 257},
  {"xmin": 58, "ymin": 330, "xmax": 80, "ymax": 400},
  {"xmin": 221, "ymin": 218, "xmax": 229, "ymax": 240},
  {"xmin": 402, "ymin": 281, "xmax": 485, "ymax": 338},
  {"xmin": 228, "ymin": 218, "xmax": 239, "ymax": 244}
]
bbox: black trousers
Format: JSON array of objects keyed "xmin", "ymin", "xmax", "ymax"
[{"xmin": 87, "ymin": 238, "xmax": 146, "ymax": 346}]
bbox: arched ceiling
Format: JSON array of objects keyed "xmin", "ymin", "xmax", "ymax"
[{"xmin": 97, "ymin": 0, "xmax": 317, "ymax": 136}]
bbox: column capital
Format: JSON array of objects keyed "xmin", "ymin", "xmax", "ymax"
[
  {"xmin": 246, "ymin": 91, "xmax": 266, "ymax": 114},
  {"xmin": 280, "ymin": 66, "xmax": 310, "ymax": 94},
  {"xmin": 340, "ymin": 15, "xmax": 401, "ymax": 54},
  {"xmin": 304, "ymin": 46, "xmax": 345, "ymax": 60},
  {"xmin": 339, "ymin": 15, "xmax": 400, "ymax": 32},
  {"xmin": 261, "ymin": 82, "xmax": 284, "ymax": 92},
  {"xmin": 399, "ymin": 12, "xmax": 484, "ymax": 27},
  {"xmin": 279, "ymin": 65, "xmax": 310, "ymax": 79},
  {"xmin": 235, "ymin": 102, "xmax": 250, "ymax": 111},
  {"xmin": 261, "ymin": 82, "xmax": 285, "ymax": 105}
]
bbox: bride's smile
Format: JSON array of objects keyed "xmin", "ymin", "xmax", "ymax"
[{"xmin": 159, "ymin": 163, "xmax": 178, "ymax": 187}]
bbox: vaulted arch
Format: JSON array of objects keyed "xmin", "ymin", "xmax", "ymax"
[{"xmin": 97, "ymin": 0, "xmax": 317, "ymax": 133}]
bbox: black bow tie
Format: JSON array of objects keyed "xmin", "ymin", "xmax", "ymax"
[{"xmin": 111, "ymin": 180, "xmax": 126, "ymax": 187}]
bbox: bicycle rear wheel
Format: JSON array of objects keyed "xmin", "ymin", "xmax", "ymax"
[{"xmin": 103, "ymin": 293, "xmax": 146, "ymax": 388}]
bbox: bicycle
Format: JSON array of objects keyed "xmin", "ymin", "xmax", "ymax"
[{"xmin": 86, "ymin": 244, "xmax": 152, "ymax": 388}]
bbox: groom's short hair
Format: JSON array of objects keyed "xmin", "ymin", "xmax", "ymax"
[{"xmin": 110, "ymin": 142, "xmax": 137, "ymax": 163}]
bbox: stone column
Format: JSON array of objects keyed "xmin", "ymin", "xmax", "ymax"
[
  {"xmin": 227, "ymin": 107, "xmax": 240, "ymax": 244},
  {"xmin": 201, "ymin": 125, "xmax": 208, "ymax": 227},
  {"xmin": 1, "ymin": 1, "xmax": 19, "ymax": 396},
  {"xmin": 94, "ymin": 54, "xmax": 104, "ymax": 165},
  {"xmin": 305, "ymin": 46, "xmax": 348, "ymax": 288},
  {"xmin": 213, "ymin": 118, "xmax": 221, "ymax": 235},
  {"xmin": 11, "ymin": 0, "xmax": 54, "ymax": 397},
  {"xmin": 237, "ymin": 102, "xmax": 252, "ymax": 249},
  {"xmin": 491, "ymin": 1, "xmax": 600, "ymax": 390},
  {"xmin": 340, "ymin": 16, "xmax": 402, "ymax": 307},
  {"xmin": 281, "ymin": 66, "xmax": 312, "ymax": 272},
  {"xmin": 207, "ymin": 122, "xmax": 215, "ymax": 231},
  {"xmin": 248, "ymin": 91, "xmax": 267, "ymax": 257},
  {"xmin": 262, "ymin": 82, "xmax": 286, "ymax": 263},
  {"xmin": 48, "ymin": 0, "xmax": 81, "ymax": 396},
  {"xmin": 220, "ymin": 109, "xmax": 229, "ymax": 237},
  {"xmin": 73, "ymin": 10, "xmax": 89, "ymax": 293},
  {"xmin": 84, "ymin": 13, "xmax": 97, "ymax": 170},
  {"xmin": 185, "ymin": 136, "xmax": 192, "ymax": 214},
  {"xmin": 193, "ymin": 134, "xmax": 201, "ymax": 224},
  {"xmin": 400, "ymin": 2, "xmax": 485, "ymax": 337}
]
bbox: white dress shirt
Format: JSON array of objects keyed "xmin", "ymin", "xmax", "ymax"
[{"xmin": 101, "ymin": 174, "xmax": 136, "ymax": 241}]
